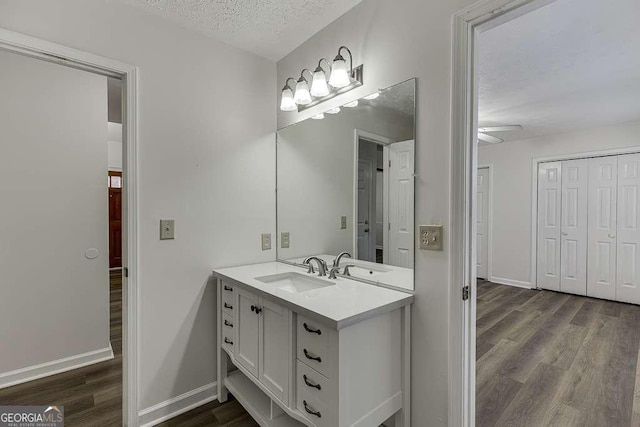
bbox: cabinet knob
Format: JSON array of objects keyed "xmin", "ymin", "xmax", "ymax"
[{"xmin": 255, "ymin": 307, "xmax": 262, "ymax": 314}]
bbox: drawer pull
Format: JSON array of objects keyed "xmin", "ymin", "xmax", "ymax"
[
  {"xmin": 303, "ymin": 323, "xmax": 322, "ymax": 335},
  {"xmin": 303, "ymin": 349, "xmax": 322, "ymax": 363},
  {"xmin": 223, "ymin": 285, "xmax": 233, "ymax": 292},
  {"xmin": 224, "ymin": 337, "xmax": 233, "ymax": 345},
  {"xmin": 303, "ymin": 374, "xmax": 321, "ymax": 390},
  {"xmin": 224, "ymin": 303, "xmax": 233, "ymax": 310},
  {"xmin": 251, "ymin": 305, "xmax": 262, "ymax": 314},
  {"xmin": 224, "ymin": 319, "xmax": 233, "ymax": 328},
  {"xmin": 303, "ymin": 400, "xmax": 321, "ymax": 418}
]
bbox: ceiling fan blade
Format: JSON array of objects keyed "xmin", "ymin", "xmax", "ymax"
[
  {"xmin": 478, "ymin": 125, "xmax": 523, "ymax": 133},
  {"xmin": 478, "ymin": 133, "xmax": 503, "ymax": 144}
]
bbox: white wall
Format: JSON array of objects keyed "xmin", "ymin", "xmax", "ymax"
[
  {"xmin": 277, "ymin": 105, "xmax": 412, "ymax": 260},
  {"xmin": 479, "ymin": 120, "xmax": 640, "ymax": 286},
  {"xmin": 0, "ymin": 51, "xmax": 109, "ymax": 374},
  {"xmin": 277, "ymin": 0, "xmax": 476, "ymax": 423},
  {"xmin": 0, "ymin": 0, "xmax": 276, "ymax": 413}
]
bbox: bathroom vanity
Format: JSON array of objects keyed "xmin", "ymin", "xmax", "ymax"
[{"xmin": 213, "ymin": 262, "xmax": 413, "ymax": 427}]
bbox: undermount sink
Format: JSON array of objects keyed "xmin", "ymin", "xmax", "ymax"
[
  {"xmin": 346, "ymin": 263, "xmax": 390, "ymax": 278},
  {"xmin": 255, "ymin": 272, "xmax": 335, "ymax": 294}
]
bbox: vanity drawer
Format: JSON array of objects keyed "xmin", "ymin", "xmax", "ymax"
[
  {"xmin": 296, "ymin": 388, "xmax": 334, "ymax": 427},
  {"xmin": 222, "ymin": 312, "xmax": 235, "ymax": 353},
  {"xmin": 296, "ymin": 315, "xmax": 337, "ymax": 379},
  {"xmin": 221, "ymin": 282, "xmax": 234, "ymax": 315},
  {"xmin": 296, "ymin": 361, "xmax": 335, "ymax": 408}
]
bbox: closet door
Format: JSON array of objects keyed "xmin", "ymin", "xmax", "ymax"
[
  {"xmin": 616, "ymin": 153, "xmax": 640, "ymax": 304},
  {"xmin": 587, "ymin": 156, "xmax": 617, "ymax": 300},
  {"xmin": 560, "ymin": 159, "xmax": 588, "ymax": 295},
  {"xmin": 537, "ymin": 162, "xmax": 562, "ymax": 291}
]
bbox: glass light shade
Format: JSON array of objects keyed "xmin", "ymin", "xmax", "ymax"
[
  {"xmin": 311, "ymin": 113, "xmax": 325, "ymax": 120},
  {"xmin": 363, "ymin": 92, "xmax": 380, "ymax": 100},
  {"xmin": 280, "ymin": 87, "xmax": 296, "ymax": 111},
  {"xmin": 293, "ymin": 79, "xmax": 312, "ymax": 105},
  {"xmin": 329, "ymin": 57, "xmax": 350, "ymax": 88},
  {"xmin": 310, "ymin": 69, "xmax": 330, "ymax": 97},
  {"xmin": 325, "ymin": 107, "xmax": 340, "ymax": 114},
  {"xmin": 343, "ymin": 100, "xmax": 358, "ymax": 108}
]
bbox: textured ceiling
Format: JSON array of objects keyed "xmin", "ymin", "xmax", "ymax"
[
  {"xmin": 122, "ymin": 0, "xmax": 363, "ymax": 61},
  {"xmin": 478, "ymin": 0, "xmax": 640, "ymax": 143}
]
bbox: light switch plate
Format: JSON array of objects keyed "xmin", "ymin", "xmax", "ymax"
[
  {"xmin": 341, "ymin": 216, "xmax": 347, "ymax": 229},
  {"xmin": 419, "ymin": 225, "xmax": 443, "ymax": 251},
  {"xmin": 261, "ymin": 233, "xmax": 272, "ymax": 251},
  {"xmin": 281, "ymin": 232, "xmax": 290, "ymax": 248},
  {"xmin": 160, "ymin": 220, "xmax": 175, "ymax": 240}
]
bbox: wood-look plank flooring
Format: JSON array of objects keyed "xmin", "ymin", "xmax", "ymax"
[
  {"xmin": 476, "ymin": 279, "xmax": 640, "ymax": 427},
  {"xmin": 0, "ymin": 271, "xmax": 255, "ymax": 426}
]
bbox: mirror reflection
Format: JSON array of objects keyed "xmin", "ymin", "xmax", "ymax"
[{"xmin": 276, "ymin": 79, "xmax": 416, "ymax": 290}]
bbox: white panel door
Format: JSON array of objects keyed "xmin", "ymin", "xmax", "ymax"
[
  {"xmin": 537, "ymin": 162, "xmax": 562, "ymax": 291},
  {"xmin": 560, "ymin": 159, "xmax": 588, "ymax": 295},
  {"xmin": 477, "ymin": 167, "xmax": 490, "ymax": 279},
  {"xmin": 236, "ymin": 288, "xmax": 259, "ymax": 378},
  {"xmin": 616, "ymin": 153, "xmax": 640, "ymax": 304},
  {"xmin": 587, "ymin": 156, "xmax": 618, "ymax": 300},
  {"xmin": 357, "ymin": 159, "xmax": 374, "ymax": 262},
  {"xmin": 388, "ymin": 140, "xmax": 415, "ymax": 268},
  {"xmin": 258, "ymin": 298, "xmax": 290, "ymax": 403}
]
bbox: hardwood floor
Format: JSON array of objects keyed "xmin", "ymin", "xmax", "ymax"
[
  {"xmin": 476, "ymin": 279, "xmax": 640, "ymax": 427},
  {"xmin": 0, "ymin": 271, "xmax": 254, "ymax": 426}
]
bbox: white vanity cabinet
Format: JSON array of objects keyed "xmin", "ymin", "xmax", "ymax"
[{"xmin": 214, "ymin": 263, "xmax": 413, "ymax": 427}]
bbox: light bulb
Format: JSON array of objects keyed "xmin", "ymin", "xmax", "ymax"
[
  {"xmin": 293, "ymin": 79, "xmax": 312, "ymax": 105},
  {"xmin": 343, "ymin": 100, "xmax": 358, "ymax": 108},
  {"xmin": 325, "ymin": 107, "xmax": 340, "ymax": 114},
  {"xmin": 329, "ymin": 56, "xmax": 350, "ymax": 88},
  {"xmin": 312, "ymin": 113, "xmax": 325, "ymax": 120},
  {"xmin": 280, "ymin": 87, "xmax": 296, "ymax": 111},
  {"xmin": 363, "ymin": 92, "xmax": 379, "ymax": 100},
  {"xmin": 310, "ymin": 68, "xmax": 330, "ymax": 97}
]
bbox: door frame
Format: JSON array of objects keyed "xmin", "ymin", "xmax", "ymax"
[
  {"xmin": 353, "ymin": 129, "xmax": 395, "ymax": 259},
  {"xmin": 531, "ymin": 147, "xmax": 640, "ymax": 290},
  {"xmin": 0, "ymin": 28, "xmax": 139, "ymax": 426},
  {"xmin": 476, "ymin": 164, "xmax": 493, "ymax": 281},
  {"xmin": 450, "ymin": 0, "xmax": 557, "ymax": 425}
]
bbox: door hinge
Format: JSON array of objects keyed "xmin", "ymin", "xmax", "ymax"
[
  {"xmin": 462, "ymin": 286, "xmax": 470, "ymax": 301},
  {"xmin": 124, "ymin": 267, "xmax": 129, "ymax": 278},
  {"xmin": 388, "ymin": 160, "xmax": 391, "ymax": 168}
]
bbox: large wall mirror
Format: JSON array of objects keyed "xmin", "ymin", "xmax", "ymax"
[{"xmin": 276, "ymin": 79, "xmax": 416, "ymax": 290}]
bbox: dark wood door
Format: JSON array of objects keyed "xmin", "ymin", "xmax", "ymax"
[{"xmin": 109, "ymin": 171, "xmax": 122, "ymax": 268}]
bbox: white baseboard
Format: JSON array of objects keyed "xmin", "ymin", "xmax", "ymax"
[
  {"xmin": 489, "ymin": 276, "xmax": 534, "ymax": 289},
  {"xmin": 138, "ymin": 382, "xmax": 218, "ymax": 427},
  {"xmin": 0, "ymin": 344, "xmax": 114, "ymax": 389}
]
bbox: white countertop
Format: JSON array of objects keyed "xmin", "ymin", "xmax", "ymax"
[
  {"xmin": 286, "ymin": 254, "xmax": 414, "ymax": 291},
  {"xmin": 213, "ymin": 262, "xmax": 413, "ymax": 329}
]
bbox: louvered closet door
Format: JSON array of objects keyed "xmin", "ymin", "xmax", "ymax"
[
  {"xmin": 560, "ymin": 159, "xmax": 588, "ymax": 295},
  {"xmin": 616, "ymin": 153, "xmax": 640, "ymax": 304},
  {"xmin": 587, "ymin": 156, "xmax": 618, "ymax": 300},
  {"xmin": 537, "ymin": 162, "xmax": 562, "ymax": 291}
]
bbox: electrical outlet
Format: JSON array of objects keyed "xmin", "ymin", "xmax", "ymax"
[
  {"xmin": 419, "ymin": 225, "xmax": 443, "ymax": 251},
  {"xmin": 160, "ymin": 220, "xmax": 175, "ymax": 240},
  {"xmin": 281, "ymin": 232, "xmax": 290, "ymax": 248},
  {"xmin": 261, "ymin": 233, "xmax": 271, "ymax": 251},
  {"xmin": 341, "ymin": 216, "xmax": 347, "ymax": 229}
]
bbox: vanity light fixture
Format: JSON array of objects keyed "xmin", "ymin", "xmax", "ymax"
[
  {"xmin": 293, "ymin": 69, "xmax": 313, "ymax": 106},
  {"xmin": 343, "ymin": 100, "xmax": 359, "ymax": 108},
  {"xmin": 325, "ymin": 107, "xmax": 341, "ymax": 114},
  {"xmin": 363, "ymin": 91, "xmax": 380, "ymax": 100},
  {"xmin": 310, "ymin": 59, "xmax": 331, "ymax": 97},
  {"xmin": 279, "ymin": 45, "xmax": 363, "ymax": 112},
  {"xmin": 279, "ymin": 78, "xmax": 297, "ymax": 112},
  {"xmin": 311, "ymin": 113, "xmax": 325, "ymax": 120}
]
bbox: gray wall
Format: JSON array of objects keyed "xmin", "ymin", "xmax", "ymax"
[
  {"xmin": 0, "ymin": 51, "xmax": 109, "ymax": 373},
  {"xmin": 277, "ymin": 0, "xmax": 477, "ymax": 424},
  {"xmin": 0, "ymin": 0, "xmax": 277, "ymax": 412}
]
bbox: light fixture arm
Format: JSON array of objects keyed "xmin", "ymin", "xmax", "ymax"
[
  {"xmin": 299, "ymin": 68, "xmax": 313, "ymax": 83},
  {"xmin": 337, "ymin": 46, "xmax": 353, "ymax": 74},
  {"xmin": 282, "ymin": 77, "xmax": 297, "ymax": 90},
  {"xmin": 315, "ymin": 58, "xmax": 331, "ymax": 74}
]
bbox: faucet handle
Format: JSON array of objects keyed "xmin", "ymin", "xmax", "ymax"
[{"xmin": 342, "ymin": 264, "xmax": 356, "ymax": 276}]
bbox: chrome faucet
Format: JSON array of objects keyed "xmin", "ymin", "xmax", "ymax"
[
  {"xmin": 304, "ymin": 256, "xmax": 327, "ymax": 277},
  {"xmin": 333, "ymin": 251, "xmax": 352, "ymax": 268}
]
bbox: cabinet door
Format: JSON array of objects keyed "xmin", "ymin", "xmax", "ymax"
[
  {"xmin": 259, "ymin": 297, "xmax": 291, "ymax": 403},
  {"xmin": 236, "ymin": 287, "xmax": 259, "ymax": 378}
]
